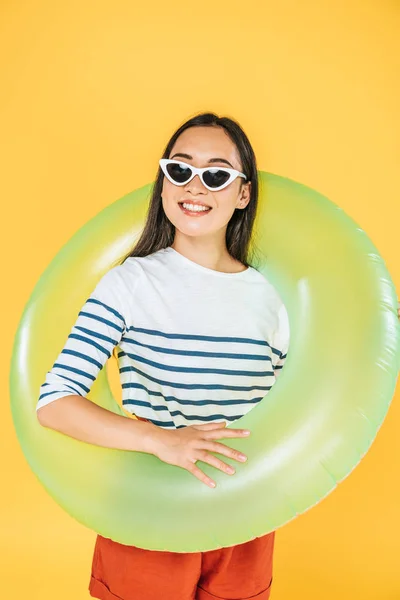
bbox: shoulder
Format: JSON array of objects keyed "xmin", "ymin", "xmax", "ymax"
[
  {"xmin": 96, "ymin": 248, "xmax": 172, "ymax": 290},
  {"xmin": 249, "ymin": 268, "xmax": 289, "ymax": 340},
  {"xmin": 249, "ymin": 268, "xmax": 285, "ymax": 307},
  {"xmin": 89, "ymin": 258, "xmax": 143, "ymax": 314},
  {"xmin": 94, "ymin": 259, "xmax": 141, "ymax": 289}
]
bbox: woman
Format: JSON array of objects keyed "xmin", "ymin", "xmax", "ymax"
[{"xmin": 36, "ymin": 112, "xmax": 296, "ymax": 600}]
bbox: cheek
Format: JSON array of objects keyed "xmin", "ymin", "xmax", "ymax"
[
  {"xmin": 217, "ymin": 189, "xmax": 239, "ymax": 214},
  {"xmin": 162, "ymin": 179, "xmax": 179, "ymax": 199}
]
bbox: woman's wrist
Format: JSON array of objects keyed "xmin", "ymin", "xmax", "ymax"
[{"xmin": 133, "ymin": 419, "xmax": 165, "ymax": 456}]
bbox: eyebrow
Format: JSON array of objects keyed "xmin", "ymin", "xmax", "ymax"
[{"xmin": 170, "ymin": 153, "xmax": 235, "ymax": 169}]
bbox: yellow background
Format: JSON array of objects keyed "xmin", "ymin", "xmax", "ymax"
[{"xmin": 1, "ymin": 0, "xmax": 399, "ymax": 598}]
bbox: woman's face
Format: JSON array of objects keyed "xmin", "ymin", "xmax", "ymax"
[{"xmin": 161, "ymin": 126, "xmax": 251, "ymax": 240}]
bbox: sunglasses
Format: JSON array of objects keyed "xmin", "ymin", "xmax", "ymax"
[{"xmin": 159, "ymin": 159, "xmax": 247, "ymax": 191}]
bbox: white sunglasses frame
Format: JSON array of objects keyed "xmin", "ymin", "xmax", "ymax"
[{"xmin": 159, "ymin": 158, "xmax": 247, "ymax": 191}]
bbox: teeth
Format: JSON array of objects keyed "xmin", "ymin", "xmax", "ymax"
[{"xmin": 182, "ymin": 203, "xmax": 210, "ymax": 212}]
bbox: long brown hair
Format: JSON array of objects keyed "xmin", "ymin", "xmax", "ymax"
[{"xmin": 118, "ymin": 111, "xmax": 261, "ymax": 268}]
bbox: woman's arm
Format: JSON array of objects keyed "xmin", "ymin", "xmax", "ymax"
[
  {"xmin": 37, "ymin": 394, "xmax": 159, "ymax": 454},
  {"xmin": 36, "ymin": 264, "xmax": 161, "ymax": 454}
]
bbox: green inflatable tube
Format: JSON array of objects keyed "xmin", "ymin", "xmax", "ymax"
[{"xmin": 9, "ymin": 172, "xmax": 400, "ymax": 552}]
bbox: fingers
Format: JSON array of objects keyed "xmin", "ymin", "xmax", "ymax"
[
  {"xmin": 186, "ymin": 449, "xmax": 240, "ymax": 488},
  {"xmin": 179, "ymin": 422, "xmax": 251, "ymax": 488},
  {"xmin": 201, "ymin": 440, "xmax": 248, "ymax": 463},
  {"xmin": 187, "ymin": 462, "xmax": 216, "ymax": 488},
  {"xmin": 204, "ymin": 428, "xmax": 251, "ymax": 440},
  {"xmin": 197, "ymin": 450, "xmax": 237, "ymax": 476}
]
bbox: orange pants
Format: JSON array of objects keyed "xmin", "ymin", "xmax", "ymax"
[{"xmin": 89, "ymin": 530, "xmax": 275, "ymax": 600}]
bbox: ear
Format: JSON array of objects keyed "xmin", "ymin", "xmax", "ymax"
[{"xmin": 237, "ymin": 181, "xmax": 251, "ymax": 209}]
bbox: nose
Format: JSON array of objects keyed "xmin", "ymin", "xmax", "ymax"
[{"xmin": 184, "ymin": 173, "xmax": 207, "ymax": 195}]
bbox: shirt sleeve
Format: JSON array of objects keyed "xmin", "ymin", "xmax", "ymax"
[
  {"xmin": 36, "ymin": 266, "xmax": 127, "ymax": 412},
  {"xmin": 271, "ymin": 303, "xmax": 290, "ymax": 377}
]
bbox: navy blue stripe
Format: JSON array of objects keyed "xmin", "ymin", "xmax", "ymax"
[
  {"xmin": 118, "ymin": 350, "xmax": 272, "ymax": 377},
  {"xmin": 126, "ymin": 325, "xmax": 283, "ymax": 355},
  {"xmin": 61, "ymin": 348, "xmax": 103, "ymax": 370},
  {"xmin": 121, "ymin": 364, "xmax": 273, "ymax": 392},
  {"xmin": 126, "ymin": 324, "xmax": 271, "ymax": 347},
  {"xmin": 170, "ymin": 410, "xmax": 254, "ymax": 422},
  {"xmin": 64, "ymin": 384, "xmax": 82, "ymax": 396},
  {"xmin": 86, "ymin": 298, "xmax": 125, "ymax": 324},
  {"xmin": 120, "ymin": 338, "xmax": 271, "ymax": 362},
  {"xmin": 38, "ymin": 387, "xmax": 83, "ymax": 401},
  {"xmin": 45, "ymin": 373, "xmax": 90, "ymax": 394},
  {"xmin": 123, "ymin": 400, "xmax": 169, "ymax": 412},
  {"xmin": 74, "ymin": 325, "xmax": 120, "ymax": 345},
  {"xmin": 63, "ymin": 383, "xmax": 83, "ymax": 394},
  {"xmin": 122, "ymin": 385, "xmax": 269, "ymax": 407},
  {"xmin": 39, "ymin": 390, "xmax": 61, "ymax": 401},
  {"xmin": 39, "ymin": 382, "xmax": 82, "ymax": 400},
  {"xmin": 78, "ymin": 310, "xmax": 124, "ymax": 333},
  {"xmin": 121, "ymin": 413, "xmax": 243, "ymax": 429},
  {"xmin": 53, "ymin": 363, "xmax": 95, "ymax": 383},
  {"xmin": 165, "ymin": 393, "xmax": 268, "ymax": 405},
  {"xmin": 68, "ymin": 333, "xmax": 112, "ymax": 357},
  {"xmin": 42, "ymin": 382, "xmax": 83, "ymax": 395},
  {"xmin": 122, "ymin": 400, "xmax": 262, "ymax": 422},
  {"xmin": 271, "ymin": 347, "xmax": 282, "ymax": 357},
  {"xmin": 144, "ymin": 418, "xmax": 176, "ymax": 428},
  {"xmin": 274, "ymin": 353, "xmax": 287, "ymax": 369}
]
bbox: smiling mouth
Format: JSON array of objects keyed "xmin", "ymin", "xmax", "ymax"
[{"xmin": 178, "ymin": 202, "xmax": 212, "ymax": 215}]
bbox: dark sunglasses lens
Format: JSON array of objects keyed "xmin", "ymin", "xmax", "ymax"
[
  {"xmin": 166, "ymin": 162, "xmax": 192, "ymax": 183},
  {"xmin": 203, "ymin": 169, "xmax": 230, "ymax": 188}
]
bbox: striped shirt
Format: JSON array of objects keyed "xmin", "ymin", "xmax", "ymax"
[{"xmin": 37, "ymin": 246, "xmax": 289, "ymax": 429}]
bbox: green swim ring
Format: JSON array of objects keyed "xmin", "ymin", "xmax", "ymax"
[{"xmin": 9, "ymin": 172, "xmax": 400, "ymax": 552}]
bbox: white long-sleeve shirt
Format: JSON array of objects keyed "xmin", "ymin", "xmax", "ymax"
[{"xmin": 37, "ymin": 246, "xmax": 290, "ymax": 429}]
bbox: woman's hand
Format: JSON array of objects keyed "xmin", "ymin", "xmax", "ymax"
[{"xmin": 149, "ymin": 421, "xmax": 251, "ymax": 488}]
